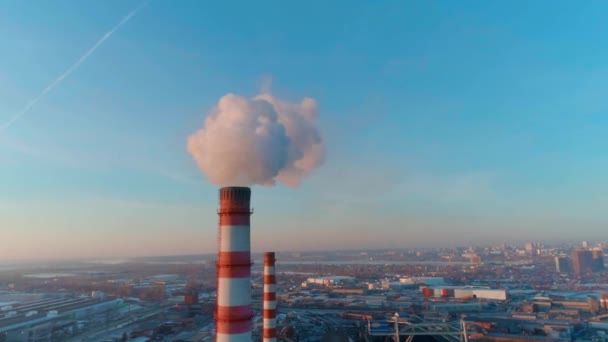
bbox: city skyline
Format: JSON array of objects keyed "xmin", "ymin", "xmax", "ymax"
[{"xmin": 3, "ymin": 1, "xmax": 608, "ymax": 260}]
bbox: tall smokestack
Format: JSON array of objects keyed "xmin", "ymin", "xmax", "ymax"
[
  {"xmin": 216, "ymin": 187, "xmax": 252, "ymax": 342},
  {"xmin": 263, "ymin": 252, "xmax": 277, "ymax": 342}
]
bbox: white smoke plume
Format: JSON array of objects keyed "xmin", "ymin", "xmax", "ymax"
[{"xmin": 187, "ymin": 91, "xmax": 324, "ymax": 187}]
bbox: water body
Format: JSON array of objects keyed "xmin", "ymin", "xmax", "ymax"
[
  {"xmin": 280, "ymin": 260, "xmax": 470, "ymax": 266},
  {"xmin": 23, "ymin": 273, "xmax": 76, "ymax": 278}
]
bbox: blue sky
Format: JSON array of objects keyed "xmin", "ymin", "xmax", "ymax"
[{"xmin": 1, "ymin": 1, "xmax": 608, "ymax": 260}]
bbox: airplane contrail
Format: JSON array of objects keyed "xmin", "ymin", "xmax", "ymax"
[{"xmin": 0, "ymin": 1, "xmax": 149, "ymax": 133}]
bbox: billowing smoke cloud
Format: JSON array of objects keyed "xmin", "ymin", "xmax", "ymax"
[{"xmin": 187, "ymin": 91, "xmax": 324, "ymax": 187}]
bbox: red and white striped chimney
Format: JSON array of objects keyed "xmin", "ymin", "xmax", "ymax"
[
  {"xmin": 216, "ymin": 187, "xmax": 252, "ymax": 342},
  {"xmin": 263, "ymin": 252, "xmax": 277, "ymax": 342}
]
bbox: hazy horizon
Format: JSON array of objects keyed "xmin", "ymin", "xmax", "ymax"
[
  {"xmin": 3, "ymin": 1, "xmax": 608, "ymax": 260},
  {"xmin": 0, "ymin": 238, "xmax": 600, "ymax": 264}
]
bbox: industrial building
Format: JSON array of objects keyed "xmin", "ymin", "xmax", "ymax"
[
  {"xmin": 421, "ymin": 286, "xmax": 508, "ymax": 301},
  {"xmin": 305, "ymin": 276, "xmax": 355, "ymax": 286},
  {"xmin": 399, "ymin": 277, "xmax": 446, "ymax": 286},
  {"xmin": 0, "ymin": 297, "xmax": 126, "ymax": 341}
]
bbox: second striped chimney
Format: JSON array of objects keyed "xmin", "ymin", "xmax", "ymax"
[{"xmin": 263, "ymin": 252, "xmax": 277, "ymax": 342}]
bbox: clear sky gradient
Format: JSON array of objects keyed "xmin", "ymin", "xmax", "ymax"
[{"xmin": 2, "ymin": 1, "xmax": 608, "ymax": 260}]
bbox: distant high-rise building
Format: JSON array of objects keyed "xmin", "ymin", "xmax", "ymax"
[
  {"xmin": 184, "ymin": 291, "xmax": 199, "ymax": 305},
  {"xmin": 582, "ymin": 241, "xmax": 589, "ymax": 248},
  {"xmin": 470, "ymin": 255, "xmax": 482, "ymax": 265},
  {"xmin": 573, "ymin": 250, "xmax": 594, "ymax": 274},
  {"xmin": 555, "ymin": 256, "xmax": 571, "ymax": 273},
  {"xmin": 525, "ymin": 242, "xmax": 534, "ymax": 252},
  {"xmin": 588, "ymin": 296, "xmax": 600, "ymax": 314},
  {"xmin": 592, "ymin": 249, "xmax": 604, "ymax": 272}
]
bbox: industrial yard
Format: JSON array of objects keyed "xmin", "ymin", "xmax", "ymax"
[{"xmin": 1, "ymin": 241, "xmax": 608, "ymax": 341}]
